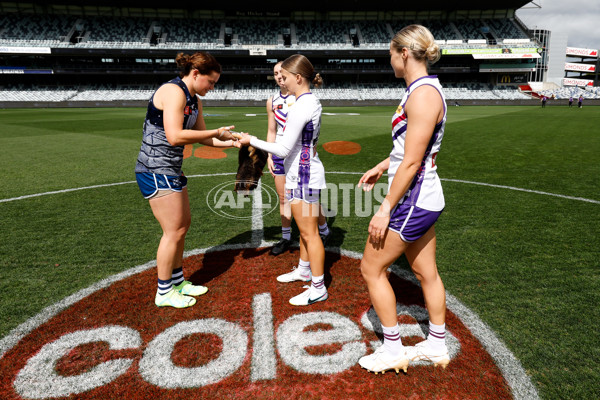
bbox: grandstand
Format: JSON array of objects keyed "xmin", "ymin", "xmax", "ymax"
[{"xmin": 0, "ymin": 0, "xmax": 598, "ymax": 107}]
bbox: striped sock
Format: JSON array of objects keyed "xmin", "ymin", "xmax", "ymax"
[
  {"xmin": 157, "ymin": 278, "xmax": 173, "ymax": 295},
  {"xmin": 427, "ymin": 321, "xmax": 446, "ymax": 351},
  {"xmin": 382, "ymin": 323, "xmax": 403, "ymax": 356},
  {"xmin": 319, "ymin": 223, "xmax": 329, "ymax": 236},
  {"xmin": 311, "ymin": 274, "xmax": 326, "ymax": 296},
  {"xmin": 171, "ymin": 267, "xmax": 185, "ymax": 286},
  {"xmin": 282, "ymin": 227, "xmax": 291, "ymax": 241}
]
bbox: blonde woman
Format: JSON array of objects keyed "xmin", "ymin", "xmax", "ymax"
[
  {"xmin": 357, "ymin": 25, "xmax": 450, "ymax": 373},
  {"xmin": 135, "ymin": 52, "xmax": 237, "ymax": 308},
  {"xmin": 237, "ymin": 54, "xmax": 328, "ymax": 306}
]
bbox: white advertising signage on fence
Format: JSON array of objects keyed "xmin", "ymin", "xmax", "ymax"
[
  {"xmin": 564, "ymin": 62, "xmax": 596, "ymax": 72},
  {"xmin": 566, "ymin": 47, "xmax": 598, "ymax": 58},
  {"xmin": 0, "ymin": 46, "xmax": 51, "ymax": 54},
  {"xmin": 562, "ymin": 78, "xmax": 593, "ymax": 87}
]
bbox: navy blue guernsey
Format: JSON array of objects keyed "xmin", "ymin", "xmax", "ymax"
[{"xmin": 135, "ymin": 77, "xmax": 199, "ymax": 175}]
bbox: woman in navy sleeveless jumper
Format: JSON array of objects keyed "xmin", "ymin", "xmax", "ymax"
[{"xmin": 135, "ymin": 52, "xmax": 237, "ymax": 308}]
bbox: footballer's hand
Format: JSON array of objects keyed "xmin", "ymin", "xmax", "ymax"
[
  {"xmin": 236, "ymin": 132, "xmax": 253, "ymax": 146},
  {"xmin": 358, "ymin": 165, "xmax": 384, "ymax": 192},
  {"xmin": 368, "ymin": 211, "xmax": 390, "ymax": 246},
  {"xmin": 267, "ymin": 157, "xmax": 276, "ymax": 177},
  {"xmin": 230, "ymin": 131, "xmax": 243, "ymax": 141},
  {"xmin": 217, "ymin": 125, "xmax": 235, "ymax": 140}
]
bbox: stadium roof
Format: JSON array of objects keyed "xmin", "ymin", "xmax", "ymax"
[{"xmin": 9, "ymin": 0, "xmax": 532, "ymax": 13}]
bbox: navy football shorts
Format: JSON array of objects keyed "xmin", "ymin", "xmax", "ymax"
[{"xmin": 135, "ymin": 172, "xmax": 187, "ymax": 199}]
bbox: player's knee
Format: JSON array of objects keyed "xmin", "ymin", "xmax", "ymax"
[
  {"xmin": 299, "ymin": 229, "xmax": 318, "ymax": 244},
  {"xmin": 165, "ymin": 225, "xmax": 189, "ymax": 242},
  {"xmin": 412, "ymin": 268, "xmax": 439, "ymax": 285},
  {"xmin": 360, "ymin": 258, "xmax": 381, "ymax": 282}
]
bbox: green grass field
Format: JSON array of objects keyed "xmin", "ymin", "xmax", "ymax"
[{"xmin": 1, "ymin": 105, "xmax": 599, "ymax": 399}]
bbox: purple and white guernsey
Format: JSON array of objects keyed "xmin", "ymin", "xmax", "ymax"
[
  {"xmin": 270, "ymin": 91, "xmax": 295, "ymax": 166},
  {"xmin": 250, "ymin": 92, "xmax": 326, "ymax": 190},
  {"xmin": 271, "ymin": 90, "xmax": 295, "ymax": 141},
  {"xmin": 388, "ymin": 75, "xmax": 446, "ymax": 212}
]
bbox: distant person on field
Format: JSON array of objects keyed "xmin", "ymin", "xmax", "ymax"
[
  {"xmin": 569, "ymin": 96, "xmax": 573, "ymax": 107},
  {"xmin": 357, "ymin": 24, "xmax": 450, "ymax": 374},
  {"xmin": 135, "ymin": 52, "xmax": 238, "ymax": 308},
  {"xmin": 266, "ymin": 61, "xmax": 330, "ymax": 256},
  {"xmin": 578, "ymin": 95, "xmax": 584, "ymax": 108},
  {"xmin": 541, "ymin": 95, "xmax": 547, "ymax": 108}
]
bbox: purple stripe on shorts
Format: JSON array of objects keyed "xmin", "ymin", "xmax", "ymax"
[
  {"xmin": 388, "ymin": 203, "xmax": 442, "ymax": 242},
  {"xmin": 286, "ymin": 187, "xmax": 320, "ymax": 204}
]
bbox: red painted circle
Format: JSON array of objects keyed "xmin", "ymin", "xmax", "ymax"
[
  {"xmin": 0, "ymin": 249, "xmax": 513, "ymax": 399},
  {"xmin": 194, "ymin": 146, "xmax": 228, "ymax": 159},
  {"xmin": 322, "ymin": 141, "xmax": 362, "ymax": 155}
]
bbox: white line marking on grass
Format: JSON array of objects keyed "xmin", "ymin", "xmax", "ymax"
[
  {"xmin": 441, "ymin": 178, "xmax": 600, "ymax": 205},
  {"xmin": 0, "ymin": 244, "xmax": 539, "ymax": 400},
  {"xmin": 0, "ymin": 173, "xmax": 234, "ymax": 203},
  {"xmin": 1, "ymin": 172, "xmax": 597, "ymax": 205},
  {"xmin": 251, "ymin": 179, "xmax": 264, "ymax": 246},
  {"xmin": 385, "ymin": 257, "xmax": 538, "ymax": 400},
  {"xmin": 0, "ymin": 181, "xmax": 136, "ymax": 203}
]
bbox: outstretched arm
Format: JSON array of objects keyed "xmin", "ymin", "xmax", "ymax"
[
  {"xmin": 238, "ymin": 106, "xmax": 305, "ymax": 158},
  {"xmin": 158, "ymin": 85, "xmax": 236, "ymax": 145},
  {"xmin": 358, "ymin": 158, "xmax": 390, "ymax": 192}
]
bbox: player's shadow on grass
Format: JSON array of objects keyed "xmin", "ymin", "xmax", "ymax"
[
  {"xmin": 188, "ymin": 219, "xmax": 346, "ymax": 287},
  {"xmin": 188, "ymin": 235, "xmax": 271, "ymax": 285},
  {"xmin": 261, "ymin": 215, "xmax": 347, "ymax": 248}
]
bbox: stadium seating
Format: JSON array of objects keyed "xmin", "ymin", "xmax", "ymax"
[
  {"xmin": 538, "ymin": 86, "xmax": 600, "ymax": 100},
  {"xmin": 158, "ymin": 18, "xmax": 221, "ymax": 45},
  {"xmin": 0, "ymin": 14, "xmax": 531, "ymax": 48},
  {"xmin": 7, "ymin": 80, "xmax": 594, "ymax": 103},
  {"xmin": 356, "ymin": 21, "xmax": 391, "ymax": 44},
  {"xmin": 442, "ymin": 83, "xmax": 532, "ymax": 100},
  {"xmin": 0, "ymin": 13, "xmax": 76, "ymax": 42},
  {"xmin": 295, "ymin": 21, "xmax": 354, "ymax": 45},
  {"xmin": 2, "ymin": 13, "xmax": 594, "ymax": 103}
]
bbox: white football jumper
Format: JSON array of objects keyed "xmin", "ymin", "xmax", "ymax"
[
  {"xmin": 271, "ymin": 90, "xmax": 295, "ymax": 143},
  {"xmin": 250, "ymin": 92, "xmax": 326, "ymax": 190},
  {"xmin": 388, "ymin": 75, "xmax": 446, "ymax": 212}
]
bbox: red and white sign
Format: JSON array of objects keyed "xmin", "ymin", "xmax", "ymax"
[
  {"xmin": 566, "ymin": 47, "xmax": 598, "ymax": 58},
  {"xmin": 564, "ymin": 62, "xmax": 596, "ymax": 72},
  {"xmin": 562, "ymin": 78, "xmax": 594, "ymax": 87}
]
